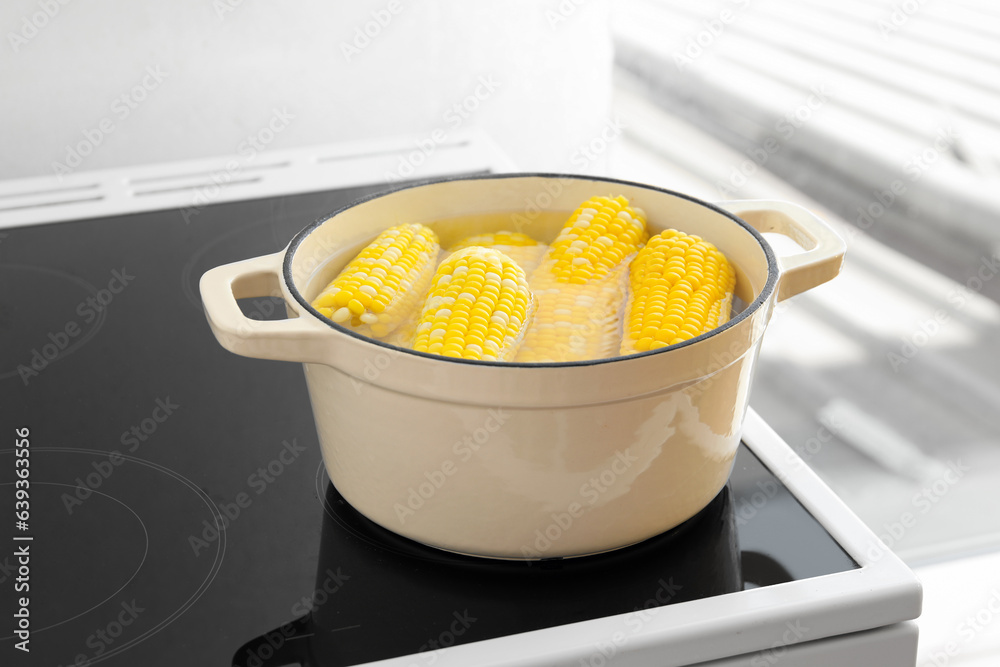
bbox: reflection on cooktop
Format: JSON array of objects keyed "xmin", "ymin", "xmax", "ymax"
[{"xmin": 231, "ymin": 445, "xmax": 857, "ymax": 667}]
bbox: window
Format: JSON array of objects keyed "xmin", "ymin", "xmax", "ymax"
[{"xmin": 610, "ymin": 0, "xmax": 1000, "ymax": 564}]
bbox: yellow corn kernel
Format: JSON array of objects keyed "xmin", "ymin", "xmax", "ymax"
[
  {"xmin": 448, "ymin": 231, "xmax": 547, "ymax": 275},
  {"xmin": 311, "ymin": 223, "xmax": 440, "ymax": 338},
  {"xmin": 516, "ymin": 195, "xmax": 647, "ymax": 363},
  {"xmin": 411, "ymin": 247, "xmax": 535, "ymax": 361},
  {"xmin": 620, "ymin": 229, "xmax": 736, "ymax": 354}
]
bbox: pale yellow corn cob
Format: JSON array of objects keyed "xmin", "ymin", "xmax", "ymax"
[
  {"xmin": 311, "ymin": 223, "xmax": 439, "ymax": 338},
  {"xmin": 515, "ymin": 195, "xmax": 647, "ymax": 363},
  {"xmin": 411, "ymin": 247, "xmax": 536, "ymax": 361},
  {"xmin": 621, "ymin": 229, "xmax": 736, "ymax": 354}
]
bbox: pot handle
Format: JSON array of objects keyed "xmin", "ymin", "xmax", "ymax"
[
  {"xmin": 200, "ymin": 252, "xmax": 330, "ymax": 363},
  {"xmin": 715, "ymin": 200, "xmax": 846, "ymax": 301}
]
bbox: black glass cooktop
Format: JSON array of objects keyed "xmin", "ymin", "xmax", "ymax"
[{"xmin": 0, "ymin": 181, "xmax": 857, "ymax": 667}]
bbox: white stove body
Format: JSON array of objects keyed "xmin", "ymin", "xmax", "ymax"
[{"xmin": 0, "ymin": 132, "xmax": 921, "ymax": 666}]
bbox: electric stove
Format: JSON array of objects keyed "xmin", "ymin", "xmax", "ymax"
[{"xmin": 0, "ymin": 131, "xmax": 921, "ymax": 666}]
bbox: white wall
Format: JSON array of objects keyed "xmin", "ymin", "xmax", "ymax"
[{"xmin": 0, "ymin": 0, "xmax": 614, "ymax": 180}]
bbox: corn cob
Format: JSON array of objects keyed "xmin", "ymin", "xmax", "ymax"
[
  {"xmin": 620, "ymin": 229, "xmax": 735, "ymax": 354},
  {"xmin": 311, "ymin": 223, "xmax": 440, "ymax": 338},
  {"xmin": 411, "ymin": 247, "xmax": 535, "ymax": 361},
  {"xmin": 447, "ymin": 231, "xmax": 547, "ymax": 275},
  {"xmin": 515, "ymin": 195, "xmax": 647, "ymax": 363}
]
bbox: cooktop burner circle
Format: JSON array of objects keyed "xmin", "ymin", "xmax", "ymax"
[
  {"xmin": 312, "ymin": 460, "xmax": 471, "ymax": 564},
  {"xmin": 0, "ymin": 264, "xmax": 108, "ymax": 382},
  {"xmin": 312, "ymin": 459, "xmax": 725, "ymax": 569},
  {"xmin": 0, "ymin": 481, "xmax": 148, "ymax": 638},
  {"xmin": 180, "ymin": 212, "xmax": 292, "ymax": 312},
  {"xmin": 0, "ymin": 448, "xmax": 227, "ymax": 665}
]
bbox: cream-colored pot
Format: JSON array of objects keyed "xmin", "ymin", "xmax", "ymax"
[{"xmin": 200, "ymin": 175, "xmax": 845, "ymax": 559}]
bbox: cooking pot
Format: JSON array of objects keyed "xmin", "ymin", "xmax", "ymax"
[{"xmin": 200, "ymin": 174, "xmax": 844, "ymax": 559}]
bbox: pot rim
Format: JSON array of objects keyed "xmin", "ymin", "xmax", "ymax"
[{"xmin": 283, "ymin": 172, "xmax": 779, "ymax": 368}]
